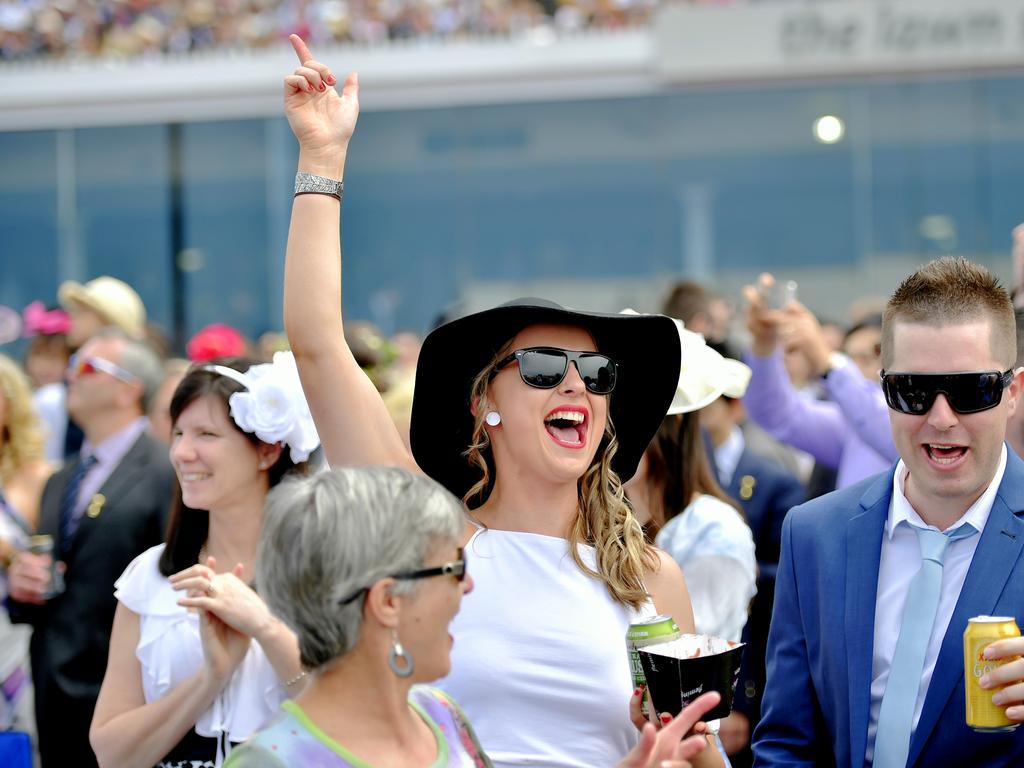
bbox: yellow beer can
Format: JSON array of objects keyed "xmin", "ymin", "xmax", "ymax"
[{"xmin": 964, "ymin": 615, "xmax": 1021, "ymax": 732}]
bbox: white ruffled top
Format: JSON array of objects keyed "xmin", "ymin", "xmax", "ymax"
[{"xmin": 114, "ymin": 544, "xmax": 286, "ymax": 766}]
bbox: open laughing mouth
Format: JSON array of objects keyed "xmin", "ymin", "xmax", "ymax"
[
  {"xmin": 923, "ymin": 443, "xmax": 968, "ymax": 468},
  {"xmin": 543, "ymin": 407, "xmax": 588, "ymax": 449}
]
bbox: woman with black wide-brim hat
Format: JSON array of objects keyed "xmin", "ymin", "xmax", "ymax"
[{"xmin": 280, "ymin": 37, "xmax": 726, "ymax": 768}]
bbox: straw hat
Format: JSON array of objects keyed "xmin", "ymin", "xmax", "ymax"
[
  {"xmin": 668, "ymin": 322, "xmax": 751, "ymax": 415},
  {"xmin": 58, "ymin": 276, "xmax": 146, "ymax": 338}
]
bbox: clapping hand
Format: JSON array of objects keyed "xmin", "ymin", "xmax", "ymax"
[
  {"xmin": 171, "ymin": 557, "xmax": 276, "ymax": 642},
  {"xmin": 173, "ymin": 556, "xmax": 252, "ymax": 687}
]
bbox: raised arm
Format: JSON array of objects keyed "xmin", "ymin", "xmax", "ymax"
[
  {"xmin": 778, "ymin": 301, "xmax": 898, "ymax": 462},
  {"xmin": 741, "ymin": 281, "xmax": 845, "ymax": 468},
  {"xmin": 282, "ymin": 35, "xmax": 418, "ymax": 471}
]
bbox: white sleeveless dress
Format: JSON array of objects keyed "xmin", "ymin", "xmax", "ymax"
[{"xmin": 436, "ymin": 527, "xmax": 655, "ymax": 768}]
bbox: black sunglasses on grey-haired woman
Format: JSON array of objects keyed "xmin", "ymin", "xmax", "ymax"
[{"xmin": 338, "ymin": 548, "xmax": 468, "ymax": 606}]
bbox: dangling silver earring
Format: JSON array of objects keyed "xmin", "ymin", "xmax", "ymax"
[
  {"xmin": 485, "ymin": 411, "xmax": 501, "ymax": 427},
  {"xmin": 388, "ymin": 631, "xmax": 414, "ymax": 678}
]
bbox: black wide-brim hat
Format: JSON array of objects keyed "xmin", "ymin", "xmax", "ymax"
[{"xmin": 410, "ymin": 298, "xmax": 681, "ymax": 501}]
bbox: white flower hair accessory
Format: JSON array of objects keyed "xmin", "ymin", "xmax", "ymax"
[{"xmin": 203, "ymin": 351, "xmax": 320, "ymax": 463}]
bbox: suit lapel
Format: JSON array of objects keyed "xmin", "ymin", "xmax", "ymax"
[
  {"xmin": 67, "ymin": 434, "xmax": 153, "ymax": 551},
  {"xmin": 908, "ymin": 454, "xmax": 1024, "ymax": 766},
  {"xmin": 846, "ymin": 472, "xmax": 892, "ymax": 768}
]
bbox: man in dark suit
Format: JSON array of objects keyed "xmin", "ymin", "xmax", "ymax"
[
  {"xmin": 701, "ymin": 394, "xmax": 805, "ymax": 766},
  {"xmin": 8, "ymin": 330, "xmax": 172, "ymax": 768},
  {"xmin": 752, "ymin": 257, "xmax": 1024, "ymax": 767}
]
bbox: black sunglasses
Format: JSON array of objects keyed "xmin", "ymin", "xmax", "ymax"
[
  {"xmin": 492, "ymin": 347, "xmax": 618, "ymax": 395},
  {"xmin": 880, "ymin": 369, "xmax": 1014, "ymax": 415},
  {"xmin": 338, "ymin": 548, "xmax": 468, "ymax": 606}
]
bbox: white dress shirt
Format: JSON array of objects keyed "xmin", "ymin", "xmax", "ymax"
[
  {"xmin": 714, "ymin": 425, "xmax": 745, "ymax": 488},
  {"xmin": 73, "ymin": 417, "xmax": 150, "ymax": 519},
  {"xmin": 864, "ymin": 445, "xmax": 1006, "ymax": 765}
]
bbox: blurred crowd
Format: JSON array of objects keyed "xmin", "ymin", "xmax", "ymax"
[
  {"xmin": 0, "ymin": 0, "xmax": 667, "ymax": 61},
  {"xmin": 9, "ymin": 246, "xmax": 1022, "ymax": 766}
]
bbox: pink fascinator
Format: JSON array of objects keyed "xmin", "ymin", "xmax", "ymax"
[
  {"xmin": 187, "ymin": 323, "xmax": 247, "ymax": 362},
  {"xmin": 23, "ymin": 301, "xmax": 71, "ymax": 337}
]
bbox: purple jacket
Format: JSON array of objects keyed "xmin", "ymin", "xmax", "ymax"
[{"xmin": 742, "ymin": 351, "xmax": 896, "ymax": 489}]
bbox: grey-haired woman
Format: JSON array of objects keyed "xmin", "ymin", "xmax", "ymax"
[{"xmin": 224, "ymin": 467, "xmax": 720, "ymax": 768}]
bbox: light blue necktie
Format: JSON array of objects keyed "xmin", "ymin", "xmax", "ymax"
[{"xmin": 872, "ymin": 523, "xmax": 978, "ymax": 768}]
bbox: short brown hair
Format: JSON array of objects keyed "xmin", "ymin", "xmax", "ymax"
[
  {"xmin": 882, "ymin": 256, "xmax": 1015, "ymax": 369},
  {"xmin": 662, "ymin": 281, "xmax": 711, "ymax": 325}
]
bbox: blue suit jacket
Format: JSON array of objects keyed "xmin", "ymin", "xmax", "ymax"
[
  {"xmin": 726, "ymin": 449, "xmax": 806, "ymax": 581},
  {"xmin": 752, "ymin": 448, "xmax": 1024, "ymax": 768}
]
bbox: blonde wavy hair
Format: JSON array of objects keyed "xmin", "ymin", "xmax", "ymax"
[
  {"xmin": 0, "ymin": 354, "xmax": 45, "ymax": 485},
  {"xmin": 462, "ymin": 339, "xmax": 658, "ymax": 609}
]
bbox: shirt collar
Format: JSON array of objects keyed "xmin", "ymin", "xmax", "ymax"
[
  {"xmin": 81, "ymin": 417, "xmax": 150, "ymax": 467},
  {"xmin": 714, "ymin": 425, "xmax": 745, "ymax": 488},
  {"xmin": 888, "ymin": 443, "xmax": 1007, "ymax": 539}
]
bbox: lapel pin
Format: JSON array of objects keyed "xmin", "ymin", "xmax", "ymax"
[
  {"xmin": 739, "ymin": 475, "xmax": 756, "ymax": 501},
  {"xmin": 86, "ymin": 493, "xmax": 106, "ymax": 519}
]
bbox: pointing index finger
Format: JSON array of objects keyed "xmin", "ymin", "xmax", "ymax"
[{"xmin": 289, "ymin": 34, "xmax": 315, "ymax": 66}]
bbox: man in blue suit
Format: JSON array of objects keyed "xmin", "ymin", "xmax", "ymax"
[{"xmin": 752, "ymin": 256, "xmax": 1024, "ymax": 767}]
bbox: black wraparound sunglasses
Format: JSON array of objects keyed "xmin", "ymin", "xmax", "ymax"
[
  {"xmin": 338, "ymin": 548, "xmax": 467, "ymax": 606},
  {"xmin": 880, "ymin": 369, "xmax": 1014, "ymax": 415},
  {"xmin": 492, "ymin": 347, "xmax": 618, "ymax": 395}
]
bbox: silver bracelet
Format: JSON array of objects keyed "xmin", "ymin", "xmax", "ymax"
[
  {"xmin": 283, "ymin": 670, "xmax": 308, "ymax": 688},
  {"xmin": 294, "ymin": 171, "xmax": 344, "ymax": 200}
]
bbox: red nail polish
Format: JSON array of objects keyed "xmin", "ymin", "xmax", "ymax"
[
  {"xmin": 307, "ymin": 85, "xmax": 314, "ymax": 93},
  {"xmin": 318, "ymin": 83, "xmax": 326, "ymax": 91},
  {"xmin": 660, "ymin": 713, "xmax": 671, "ymax": 723}
]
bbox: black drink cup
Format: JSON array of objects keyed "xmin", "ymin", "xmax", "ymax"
[{"xmin": 638, "ymin": 635, "xmax": 745, "ymax": 721}]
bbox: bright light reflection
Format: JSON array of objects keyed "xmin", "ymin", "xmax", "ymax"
[{"xmin": 813, "ymin": 115, "xmax": 845, "ymax": 144}]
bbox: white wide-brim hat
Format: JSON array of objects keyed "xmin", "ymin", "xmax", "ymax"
[
  {"xmin": 668, "ymin": 320, "xmax": 751, "ymax": 415},
  {"xmin": 58, "ymin": 276, "xmax": 146, "ymax": 338}
]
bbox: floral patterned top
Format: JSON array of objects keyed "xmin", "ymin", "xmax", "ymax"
[{"xmin": 223, "ymin": 687, "xmax": 492, "ymax": 768}]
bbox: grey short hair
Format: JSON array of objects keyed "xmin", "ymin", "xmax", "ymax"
[
  {"xmin": 257, "ymin": 466, "xmax": 463, "ymax": 671},
  {"xmin": 94, "ymin": 327, "xmax": 164, "ymax": 410}
]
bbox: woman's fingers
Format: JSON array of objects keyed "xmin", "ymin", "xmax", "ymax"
[
  {"xmin": 169, "ymin": 564, "xmax": 213, "ymax": 585},
  {"xmin": 288, "ymin": 35, "xmax": 337, "ymax": 84},
  {"xmin": 285, "ymin": 74, "xmax": 313, "ymax": 94},
  {"xmin": 339, "ymin": 71, "xmax": 358, "ymax": 101},
  {"xmin": 289, "ymin": 34, "xmax": 314, "ymax": 66},
  {"xmin": 294, "ymin": 66, "xmax": 325, "ymax": 92},
  {"xmin": 659, "ymin": 692, "xmax": 721, "ymax": 741},
  {"xmin": 674, "ymin": 734, "xmax": 709, "ymax": 761},
  {"xmin": 629, "ymin": 686, "xmax": 648, "ymax": 731},
  {"xmin": 172, "ymin": 578, "xmax": 215, "ymax": 596},
  {"xmin": 178, "ymin": 595, "xmax": 214, "ymax": 610}
]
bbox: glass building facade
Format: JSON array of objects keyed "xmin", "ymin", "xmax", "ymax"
[{"xmin": 1, "ymin": 73, "xmax": 1022, "ymax": 346}]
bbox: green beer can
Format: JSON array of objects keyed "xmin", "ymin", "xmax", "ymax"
[{"xmin": 627, "ymin": 615, "xmax": 680, "ymax": 715}]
